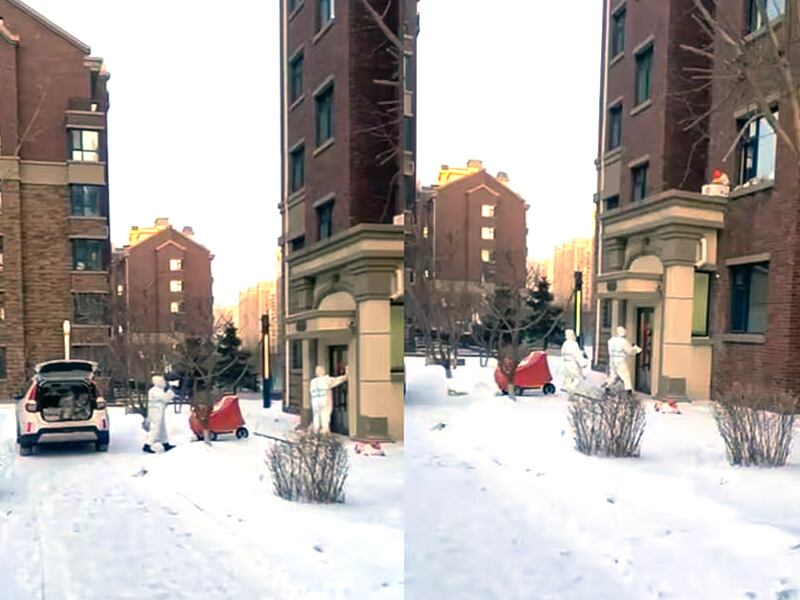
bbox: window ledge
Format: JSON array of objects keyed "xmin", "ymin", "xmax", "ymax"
[
  {"xmin": 730, "ymin": 179, "xmax": 774, "ymax": 199},
  {"xmin": 691, "ymin": 336, "xmax": 713, "ymax": 347},
  {"xmin": 68, "ymin": 215, "xmax": 106, "ymax": 221},
  {"xmin": 312, "ymin": 19, "xmax": 335, "ymax": 45},
  {"xmin": 609, "ymin": 52, "xmax": 624, "ymax": 68},
  {"xmin": 288, "ymin": 188, "xmax": 306, "ymax": 206},
  {"xmin": 722, "ymin": 333, "xmax": 766, "ymax": 345},
  {"xmin": 630, "ymin": 99, "xmax": 653, "ymax": 117},
  {"xmin": 289, "ymin": 95, "xmax": 305, "ymax": 112},
  {"xmin": 70, "ymin": 270, "xmax": 107, "ymax": 274},
  {"xmin": 313, "ymin": 137, "xmax": 335, "ymax": 157},
  {"xmin": 604, "ymin": 146, "xmax": 623, "ymax": 163},
  {"xmin": 288, "ymin": 2, "xmax": 304, "ymax": 22}
]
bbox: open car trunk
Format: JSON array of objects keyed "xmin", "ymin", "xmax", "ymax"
[{"xmin": 37, "ymin": 380, "xmax": 97, "ymax": 423}]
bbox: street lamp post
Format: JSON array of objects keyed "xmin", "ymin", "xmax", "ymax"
[
  {"xmin": 62, "ymin": 320, "xmax": 71, "ymax": 360},
  {"xmin": 261, "ymin": 314, "xmax": 272, "ymax": 409}
]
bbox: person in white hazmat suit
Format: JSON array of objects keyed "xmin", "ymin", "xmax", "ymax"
[
  {"xmin": 561, "ymin": 329, "xmax": 589, "ymax": 395},
  {"xmin": 605, "ymin": 326, "xmax": 641, "ymax": 393},
  {"xmin": 143, "ymin": 375, "xmax": 176, "ymax": 453},
  {"xmin": 309, "ymin": 366, "xmax": 348, "ymax": 434}
]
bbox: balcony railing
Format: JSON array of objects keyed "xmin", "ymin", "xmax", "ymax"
[{"xmin": 67, "ymin": 97, "xmax": 102, "ymax": 112}]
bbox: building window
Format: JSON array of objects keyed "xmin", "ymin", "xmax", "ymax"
[
  {"xmin": 317, "ymin": 0, "xmax": 335, "ymax": 31},
  {"xmin": 481, "ymin": 227, "xmax": 495, "ymax": 240},
  {"xmin": 611, "ymin": 8, "xmax": 625, "ymax": 58},
  {"xmin": 0, "ymin": 236, "xmax": 3, "ymax": 272},
  {"xmin": 290, "ymin": 144, "xmax": 305, "ymax": 193},
  {"xmin": 604, "ymin": 195, "xmax": 620, "ymax": 211},
  {"xmin": 317, "ymin": 200, "xmax": 333, "ymax": 240},
  {"xmin": 481, "ymin": 204, "xmax": 495, "ymax": 218},
  {"xmin": 69, "ymin": 129, "xmax": 100, "ymax": 162},
  {"xmin": 290, "ymin": 236, "xmax": 305, "ymax": 253},
  {"xmin": 403, "ymin": 54, "xmax": 412, "ymax": 90},
  {"xmin": 170, "ymin": 259, "xmax": 183, "ymax": 271},
  {"xmin": 692, "ymin": 271, "xmax": 711, "ymax": 336},
  {"xmin": 730, "ymin": 262, "xmax": 769, "ymax": 333},
  {"xmin": 747, "ymin": 0, "xmax": 785, "ymax": 33},
  {"xmin": 70, "ymin": 185, "xmax": 104, "ymax": 217},
  {"xmin": 404, "ymin": 116, "xmax": 414, "ymax": 152},
  {"xmin": 737, "ymin": 112, "xmax": 778, "ymax": 185},
  {"xmin": 404, "ymin": 175, "xmax": 415, "ymax": 210},
  {"xmin": 0, "ymin": 347, "xmax": 6, "ymax": 379},
  {"xmin": 601, "ymin": 299, "xmax": 612, "ymax": 329},
  {"xmin": 170, "ymin": 280, "xmax": 183, "ymax": 293},
  {"xmin": 0, "ymin": 292, "xmax": 5, "ymax": 322},
  {"xmin": 481, "ymin": 249, "xmax": 496, "ymax": 263},
  {"xmin": 116, "ymin": 284, "xmax": 124, "ymax": 296},
  {"xmin": 170, "ymin": 301, "xmax": 183, "ymax": 314},
  {"xmin": 632, "ymin": 163, "xmax": 648, "ymax": 202},
  {"xmin": 73, "ymin": 293, "xmax": 110, "ymax": 325},
  {"xmin": 422, "ymin": 226, "xmax": 429, "ymax": 238},
  {"xmin": 634, "ymin": 45, "xmax": 653, "ymax": 106},
  {"xmin": 607, "ymin": 104, "xmax": 622, "ymax": 150},
  {"xmin": 289, "ymin": 52, "xmax": 304, "ymax": 103},
  {"xmin": 288, "ymin": 0, "xmax": 299, "ymax": 11},
  {"xmin": 315, "ymin": 84, "xmax": 334, "ymax": 146},
  {"xmin": 72, "ymin": 239, "xmax": 106, "ymax": 271},
  {"xmin": 291, "ymin": 340, "xmax": 302, "ymax": 370}
]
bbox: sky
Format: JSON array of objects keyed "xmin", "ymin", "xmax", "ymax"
[{"xmin": 22, "ymin": 0, "xmax": 601, "ymax": 305}]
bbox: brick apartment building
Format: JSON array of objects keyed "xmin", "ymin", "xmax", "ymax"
[
  {"xmin": 593, "ymin": 0, "xmax": 797, "ymax": 401},
  {"xmin": 0, "ymin": 0, "xmax": 111, "ymax": 396},
  {"xmin": 412, "ymin": 160, "xmax": 528, "ymax": 289},
  {"xmin": 111, "ymin": 219, "xmax": 213, "ymax": 345},
  {"xmin": 279, "ymin": 0, "xmax": 415, "ymax": 440}
]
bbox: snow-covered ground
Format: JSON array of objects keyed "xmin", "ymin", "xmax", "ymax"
[
  {"xmin": 406, "ymin": 356, "xmax": 800, "ymax": 600},
  {"xmin": 0, "ymin": 396, "xmax": 403, "ymax": 600}
]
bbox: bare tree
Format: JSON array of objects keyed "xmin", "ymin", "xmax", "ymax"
[{"xmin": 0, "ymin": 86, "xmax": 48, "ymax": 187}]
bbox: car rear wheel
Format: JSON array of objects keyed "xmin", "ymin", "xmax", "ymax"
[
  {"xmin": 210, "ymin": 431, "xmax": 219, "ymax": 441},
  {"xmin": 514, "ymin": 386, "xmax": 524, "ymax": 397},
  {"xmin": 19, "ymin": 444, "xmax": 33, "ymax": 456},
  {"xmin": 95, "ymin": 443, "xmax": 109, "ymax": 452}
]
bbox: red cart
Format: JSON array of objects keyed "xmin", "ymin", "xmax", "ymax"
[
  {"xmin": 495, "ymin": 351, "xmax": 557, "ymax": 396},
  {"xmin": 189, "ymin": 395, "xmax": 250, "ymax": 441}
]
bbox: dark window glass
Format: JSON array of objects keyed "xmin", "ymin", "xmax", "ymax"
[
  {"xmin": 315, "ymin": 85, "xmax": 334, "ymax": 146},
  {"xmin": 290, "ymin": 145, "xmax": 305, "ymax": 193},
  {"xmin": 70, "ymin": 185, "xmax": 104, "ymax": 217},
  {"xmin": 611, "ymin": 9, "xmax": 626, "ymax": 57},
  {"xmin": 291, "ymin": 236, "xmax": 305, "ymax": 252},
  {"xmin": 72, "ymin": 239, "xmax": 107, "ymax": 271},
  {"xmin": 604, "ymin": 195, "xmax": 620, "ymax": 211},
  {"xmin": 317, "ymin": 201, "xmax": 333, "ymax": 240},
  {"xmin": 291, "ymin": 341, "xmax": 302, "ymax": 370},
  {"xmin": 73, "ymin": 293, "xmax": 111, "ymax": 325},
  {"xmin": 692, "ymin": 272, "xmax": 711, "ymax": 336},
  {"xmin": 317, "ymin": 0, "xmax": 334, "ymax": 30},
  {"xmin": 0, "ymin": 347, "xmax": 6, "ymax": 379},
  {"xmin": 404, "ymin": 175, "xmax": 416, "ymax": 210},
  {"xmin": 635, "ymin": 46, "xmax": 653, "ymax": 105},
  {"xmin": 748, "ymin": 0, "xmax": 785, "ymax": 33},
  {"xmin": 404, "ymin": 116, "xmax": 414, "ymax": 152},
  {"xmin": 403, "ymin": 54, "xmax": 412, "ymax": 90},
  {"xmin": 601, "ymin": 300, "xmax": 612, "ymax": 329},
  {"xmin": 608, "ymin": 105, "xmax": 622, "ymax": 150},
  {"xmin": 289, "ymin": 53, "xmax": 303, "ymax": 103},
  {"xmin": 288, "ymin": 0, "xmax": 298, "ymax": 12},
  {"xmin": 736, "ymin": 112, "xmax": 777, "ymax": 185},
  {"xmin": 730, "ymin": 262, "xmax": 769, "ymax": 333},
  {"xmin": 69, "ymin": 129, "xmax": 100, "ymax": 162},
  {"xmin": 632, "ymin": 164, "xmax": 648, "ymax": 202}
]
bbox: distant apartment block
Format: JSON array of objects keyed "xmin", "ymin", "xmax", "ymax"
[
  {"xmin": 552, "ymin": 238, "xmax": 594, "ymax": 307},
  {"xmin": 0, "ymin": 0, "xmax": 111, "ymax": 395}
]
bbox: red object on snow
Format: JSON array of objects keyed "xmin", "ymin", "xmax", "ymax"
[
  {"xmin": 189, "ymin": 395, "xmax": 249, "ymax": 440},
  {"xmin": 494, "ymin": 351, "xmax": 556, "ymax": 396}
]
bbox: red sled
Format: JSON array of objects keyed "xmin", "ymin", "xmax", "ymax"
[
  {"xmin": 495, "ymin": 351, "xmax": 557, "ymax": 396},
  {"xmin": 189, "ymin": 395, "xmax": 250, "ymax": 441}
]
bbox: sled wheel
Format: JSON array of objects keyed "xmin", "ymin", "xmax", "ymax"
[
  {"xmin": 500, "ymin": 388, "xmax": 508, "ymax": 396},
  {"xmin": 236, "ymin": 427, "xmax": 249, "ymax": 439},
  {"xmin": 95, "ymin": 443, "xmax": 109, "ymax": 452},
  {"xmin": 210, "ymin": 431, "xmax": 218, "ymax": 441},
  {"xmin": 196, "ymin": 432, "xmax": 205, "ymax": 441},
  {"xmin": 19, "ymin": 444, "xmax": 33, "ymax": 457},
  {"xmin": 543, "ymin": 383, "xmax": 556, "ymax": 395},
  {"xmin": 514, "ymin": 386, "xmax": 523, "ymax": 397}
]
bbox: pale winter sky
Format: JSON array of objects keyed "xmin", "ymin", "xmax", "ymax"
[{"xmin": 23, "ymin": 0, "xmax": 601, "ymax": 305}]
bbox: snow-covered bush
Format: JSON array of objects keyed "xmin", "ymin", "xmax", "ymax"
[
  {"xmin": 569, "ymin": 388, "xmax": 646, "ymax": 457},
  {"xmin": 266, "ymin": 432, "xmax": 349, "ymax": 503},
  {"xmin": 713, "ymin": 386, "xmax": 798, "ymax": 467}
]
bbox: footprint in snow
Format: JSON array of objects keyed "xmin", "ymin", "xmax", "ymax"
[
  {"xmin": 776, "ymin": 590, "xmax": 800, "ymax": 600},
  {"xmin": 314, "ymin": 545, "xmax": 324, "ymax": 553},
  {"xmin": 606, "ymin": 496, "xmax": 616, "ymax": 504},
  {"xmin": 133, "ymin": 468, "xmax": 148, "ymax": 478},
  {"xmin": 431, "ymin": 422, "xmax": 446, "ymax": 431}
]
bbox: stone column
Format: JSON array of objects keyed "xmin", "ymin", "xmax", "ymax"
[{"xmin": 300, "ymin": 338, "xmax": 313, "ymax": 426}]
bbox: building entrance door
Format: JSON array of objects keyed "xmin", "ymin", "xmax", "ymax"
[
  {"xmin": 635, "ymin": 308, "xmax": 654, "ymax": 395},
  {"xmin": 329, "ymin": 346, "xmax": 349, "ymax": 435}
]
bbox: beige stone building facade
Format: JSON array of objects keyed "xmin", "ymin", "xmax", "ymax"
[{"xmin": 552, "ymin": 238, "xmax": 594, "ymax": 308}]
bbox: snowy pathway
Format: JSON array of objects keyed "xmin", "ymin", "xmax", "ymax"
[
  {"xmin": 406, "ymin": 358, "xmax": 800, "ymax": 600},
  {"xmin": 0, "ymin": 399, "xmax": 403, "ymax": 600}
]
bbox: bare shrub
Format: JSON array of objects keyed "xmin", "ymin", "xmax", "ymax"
[
  {"xmin": 569, "ymin": 388, "xmax": 646, "ymax": 457},
  {"xmin": 713, "ymin": 386, "xmax": 798, "ymax": 467},
  {"xmin": 266, "ymin": 432, "xmax": 349, "ymax": 503}
]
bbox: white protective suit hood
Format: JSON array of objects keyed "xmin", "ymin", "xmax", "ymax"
[
  {"xmin": 151, "ymin": 375, "xmax": 166, "ymax": 388},
  {"xmin": 565, "ymin": 329, "xmax": 577, "ymax": 342},
  {"xmin": 616, "ymin": 326, "xmax": 627, "ymax": 338}
]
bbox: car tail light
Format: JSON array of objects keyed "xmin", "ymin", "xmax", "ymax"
[
  {"xmin": 101, "ymin": 419, "xmax": 107, "ymax": 429},
  {"xmin": 27, "ymin": 385, "xmax": 37, "ymax": 401},
  {"xmin": 25, "ymin": 422, "xmax": 33, "ymax": 433},
  {"xmin": 24, "ymin": 401, "xmax": 37, "ymax": 413},
  {"xmin": 96, "ymin": 398, "xmax": 107, "ymax": 410}
]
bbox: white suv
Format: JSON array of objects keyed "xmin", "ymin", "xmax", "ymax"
[{"xmin": 16, "ymin": 360, "xmax": 110, "ymax": 455}]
